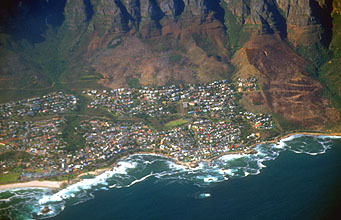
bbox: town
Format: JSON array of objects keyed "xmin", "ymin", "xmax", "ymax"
[
  {"xmin": 0, "ymin": 91, "xmax": 78, "ymax": 119},
  {"xmin": 0, "ymin": 79, "xmax": 275, "ymax": 181}
]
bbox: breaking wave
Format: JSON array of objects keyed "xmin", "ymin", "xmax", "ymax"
[{"xmin": 0, "ymin": 134, "xmax": 340, "ymax": 219}]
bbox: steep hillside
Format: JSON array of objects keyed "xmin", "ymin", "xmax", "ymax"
[
  {"xmin": 0, "ymin": 0, "xmax": 339, "ymax": 129},
  {"xmin": 233, "ymin": 34, "xmax": 338, "ymax": 128},
  {"xmin": 319, "ymin": 0, "xmax": 341, "ymax": 112}
]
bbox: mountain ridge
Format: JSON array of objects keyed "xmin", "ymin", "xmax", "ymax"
[{"xmin": 0, "ymin": 0, "xmax": 339, "ymax": 129}]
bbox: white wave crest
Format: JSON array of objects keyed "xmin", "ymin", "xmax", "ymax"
[
  {"xmin": 124, "ymin": 172, "xmax": 154, "ymax": 188},
  {"xmin": 39, "ymin": 161, "xmax": 137, "ymax": 204},
  {"xmin": 219, "ymin": 154, "xmax": 244, "ymax": 161}
]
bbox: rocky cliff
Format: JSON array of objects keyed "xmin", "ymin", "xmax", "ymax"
[{"xmin": 0, "ymin": 0, "xmax": 339, "ymax": 128}]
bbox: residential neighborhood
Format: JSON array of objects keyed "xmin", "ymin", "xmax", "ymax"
[
  {"xmin": 0, "ymin": 91, "xmax": 78, "ymax": 119},
  {"xmin": 0, "ymin": 80, "xmax": 275, "ymax": 180}
]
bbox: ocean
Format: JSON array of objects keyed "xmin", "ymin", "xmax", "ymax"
[{"xmin": 0, "ymin": 134, "xmax": 340, "ymax": 220}]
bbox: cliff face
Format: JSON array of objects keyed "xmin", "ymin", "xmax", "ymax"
[
  {"xmin": 63, "ymin": 0, "xmax": 232, "ymax": 87},
  {"xmin": 0, "ymin": 0, "xmax": 339, "ymax": 128},
  {"xmin": 224, "ymin": 0, "xmax": 332, "ymax": 46},
  {"xmin": 276, "ymin": 0, "xmax": 332, "ymax": 46}
]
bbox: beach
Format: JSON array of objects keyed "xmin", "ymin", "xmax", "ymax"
[{"xmin": 0, "ymin": 180, "xmax": 65, "ymax": 191}]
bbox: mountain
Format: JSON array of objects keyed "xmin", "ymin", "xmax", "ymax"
[{"xmin": 0, "ymin": 0, "xmax": 339, "ymax": 129}]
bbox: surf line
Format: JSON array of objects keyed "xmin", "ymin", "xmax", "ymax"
[{"xmin": 1, "ymin": 132, "xmax": 340, "ymax": 193}]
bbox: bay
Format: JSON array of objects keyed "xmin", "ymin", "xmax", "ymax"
[{"xmin": 1, "ymin": 135, "xmax": 340, "ymax": 220}]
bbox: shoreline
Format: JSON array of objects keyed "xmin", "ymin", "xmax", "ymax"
[
  {"xmin": 1, "ymin": 131, "xmax": 340, "ymax": 191},
  {"xmin": 249, "ymin": 131, "xmax": 341, "ymax": 149},
  {"xmin": 0, "ymin": 180, "xmax": 65, "ymax": 191}
]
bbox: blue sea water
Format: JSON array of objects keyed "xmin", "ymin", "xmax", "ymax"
[{"xmin": 1, "ymin": 135, "xmax": 340, "ymax": 220}]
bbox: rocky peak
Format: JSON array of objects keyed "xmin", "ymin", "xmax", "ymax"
[
  {"xmin": 64, "ymin": 0, "xmax": 88, "ymax": 30},
  {"xmin": 159, "ymin": 0, "xmax": 185, "ymax": 17},
  {"xmin": 276, "ymin": 0, "xmax": 332, "ymax": 46},
  {"xmin": 249, "ymin": 0, "xmax": 286, "ymax": 36},
  {"xmin": 224, "ymin": 0, "xmax": 287, "ymax": 38},
  {"xmin": 183, "ymin": 0, "xmax": 209, "ymax": 18}
]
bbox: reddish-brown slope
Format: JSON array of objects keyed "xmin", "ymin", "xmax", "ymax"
[{"xmin": 244, "ymin": 35, "xmax": 339, "ymax": 127}]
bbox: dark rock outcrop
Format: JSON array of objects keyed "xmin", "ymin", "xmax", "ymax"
[{"xmin": 276, "ymin": 0, "xmax": 333, "ymax": 46}]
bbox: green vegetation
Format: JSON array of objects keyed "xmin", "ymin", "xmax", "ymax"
[
  {"xmin": 296, "ymin": 43, "xmax": 331, "ymax": 79},
  {"xmin": 292, "ymin": 9, "xmax": 341, "ymax": 114},
  {"xmin": 192, "ymin": 34, "xmax": 217, "ymax": 57},
  {"xmin": 19, "ymin": 30, "xmax": 68, "ymax": 84},
  {"xmin": 221, "ymin": 1, "xmax": 252, "ymax": 54},
  {"xmin": 80, "ymin": 174, "xmax": 95, "ymax": 179},
  {"xmin": 62, "ymin": 115, "xmax": 85, "ymax": 152},
  {"xmin": 0, "ymin": 151, "xmax": 33, "ymax": 163},
  {"xmin": 234, "ymin": 118, "xmax": 252, "ymax": 143},
  {"xmin": 165, "ymin": 119, "xmax": 189, "ymax": 128},
  {"xmin": 127, "ymin": 78, "xmax": 141, "ymax": 89},
  {"xmin": 272, "ymin": 113, "xmax": 304, "ymax": 131},
  {"xmin": 0, "ymin": 21, "xmax": 106, "ymax": 104},
  {"xmin": 318, "ymin": 12, "xmax": 341, "ymax": 112},
  {"xmin": 49, "ymin": 173, "xmax": 77, "ymax": 181},
  {"xmin": 169, "ymin": 53, "xmax": 183, "ymax": 64},
  {"xmin": 79, "ymin": 73, "xmax": 102, "ymax": 80},
  {"xmin": 0, "ymin": 172, "xmax": 21, "ymax": 184},
  {"xmin": 164, "ymin": 105, "xmax": 177, "ymax": 114}
]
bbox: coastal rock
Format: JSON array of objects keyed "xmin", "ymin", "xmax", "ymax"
[{"xmin": 40, "ymin": 206, "xmax": 51, "ymax": 215}]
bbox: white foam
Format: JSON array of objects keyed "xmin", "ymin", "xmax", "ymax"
[
  {"xmin": 312, "ymin": 135, "xmax": 341, "ymax": 140},
  {"xmin": 282, "ymin": 134, "xmax": 304, "ymax": 142},
  {"xmin": 124, "ymin": 172, "xmax": 154, "ymax": 188},
  {"xmin": 154, "ymin": 170, "xmax": 183, "ymax": 178},
  {"xmin": 218, "ymin": 168, "xmax": 237, "ymax": 176},
  {"xmin": 306, "ymin": 152, "xmax": 319, "ymax": 156},
  {"xmin": 272, "ymin": 134, "xmax": 307, "ymax": 149},
  {"xmin": 39, "ymin": 161, "xmax": 137, "ymax": 204},
  {"xmin": 0, "ymin": 198, "xmax": 12, "ymax": 202},
  {"xmin": 251, "ymin": 170, "xmax": 261, "ymax": 175},
  {"xmin": 219, "ymin": 154, "xmax": 244, "ymax": 161},
  {"xmin": 109, "ymin": 184, "xmax": 116, "ymax": 188},
  {"xmin": 290, "ymin": 149, "xmax": 303, "ymax": 154},
  {"xmin": 114, "ymin": 161, "xmax": 138, "ymax": 174},
  {"xmin": 31, "ymin": 135, "xmax": 341, "ymax": 216},
  {"xmin": 167, "ymin": 161, "xmax": 205, "ymax": 172},
  {"xmin": 203, "ymin": 176, "xmax": 218, "ymax": 183},
  {"xmin": 167, "ymin": 161, "xmax": 187, "ymax": 171},
  {"xmin": 202, "ymin": 193, "xmax": 211, "ymax": 197},
  {"xmin": 257, "ymin": 160, "xmax": 266, "ymax": 168},
  {"xmin": 273, "ymin": 140, "xmax": 287, "ymax": 149}
]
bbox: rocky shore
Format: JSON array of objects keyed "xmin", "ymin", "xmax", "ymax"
[{"xmin": 1, "ymin": 131, "xmax": 340, "ymax": 191}]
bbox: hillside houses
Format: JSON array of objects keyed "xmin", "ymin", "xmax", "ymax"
[
  {"xmin": 0, "ymin": 91, "xmax": 78, "ymax": 119},
  {"xmin": 0, "ymin": 80, "xmax": 276, "ymax": 179},
  {"xmin": 0, "ymin": 118, "xmax": 67, "ymax": 173},
  {"xmin": 236, "ymin": 77, "xmax": 259, "ymax": 92}
]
